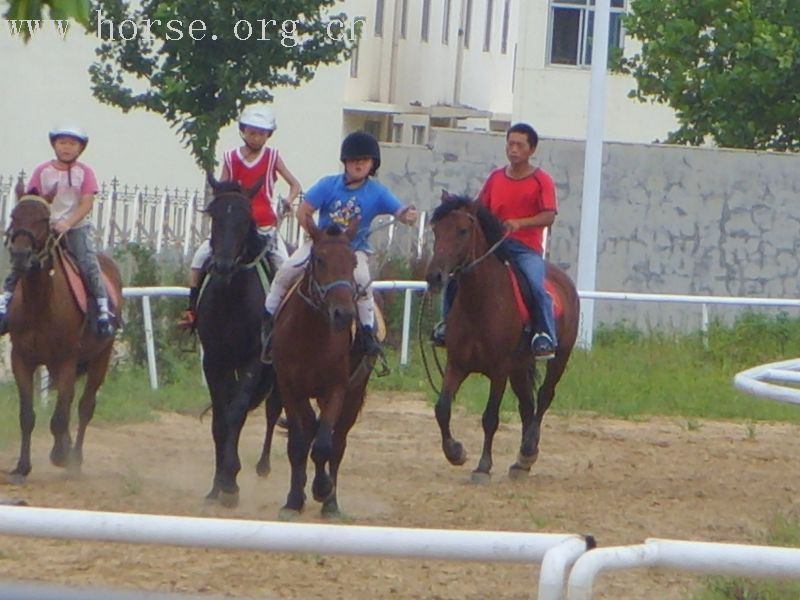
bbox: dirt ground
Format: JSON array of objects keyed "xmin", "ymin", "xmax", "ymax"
[{"xmin": 1, "ymin": 390, "xmax": 799, "ymax": 600}]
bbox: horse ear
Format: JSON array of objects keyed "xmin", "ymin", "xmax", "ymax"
[
  {"xmin": 41, "ymin": 187, "xmax": 56, "ymax": 204},
  {"xmin": 245, "ymin": 179, "xmax": 263, "ymax": 200},
  {"xmin": 345, "ymin": 217, "xmax": 360, "ymax": 241},
  {"xmin": 15, "ymin": 176, "xmax": 26, "ymax": 200},
  {"xmin": 440, "ymin": 189, "xmax": 450, "ymax": 204},
  {"xmin": 206, "ymin": 172, "xmax": 219, "ymax": 191}
]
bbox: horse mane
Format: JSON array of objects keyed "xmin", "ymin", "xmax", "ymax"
[{"xmin": 431, "ymin": 194, "xmax": 507, "ymax": 247}]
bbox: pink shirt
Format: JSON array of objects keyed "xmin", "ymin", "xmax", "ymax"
[{"xmin": 26, "ymin": 160, "xmax": 99, "ymax": 228}]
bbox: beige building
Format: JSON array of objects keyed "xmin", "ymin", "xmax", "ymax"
[{"xmin": 0, "ymin": 0, "xmax": 678, "ymax": 192}]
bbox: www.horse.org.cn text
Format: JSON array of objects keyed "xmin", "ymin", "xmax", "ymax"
[{"xmin": 95, "ymin": 11, "xmax": 366, "ymax": 46}]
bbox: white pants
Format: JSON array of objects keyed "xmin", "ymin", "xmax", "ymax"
[
  {"xmin": 264, "ymin": 240, "xmax": 374, "ymax": 327},
  {"xmin": 191, "ymin": 227, "xmax": 288, "ymax": 274}
]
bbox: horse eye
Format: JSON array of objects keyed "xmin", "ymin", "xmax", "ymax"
[{"xmin": 457, "ymin": 228, "xmax": 469, "ymax": 237}]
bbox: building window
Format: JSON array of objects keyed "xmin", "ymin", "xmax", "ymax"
[
  {"xmin": 442, "ymin": 0, "xmax": 451, "ymax": 44},
  {"xmin": 501, "ymin": 0, "xmax": 510, "ymax": 54},
  {"xmin": 375, "ymin": 0, "xmax": 384, "ymax": 36},
  {"xmin": 392, "ymin": 123, "xmax": 403, "ymax": 143},
  {"xmin": 364, "ymin": 120, "xmax": 382, "ymax": 140},
  {"xmin": 400, "ymin": 0, "xmax": 408, "ymax": 39},
  {"xmin": 483, "ymin": 0, "xmax": 493, "ymax": 52},
  {"xmin": 350, "ymin": 42, "xmax": 359, "ymax": 78},
  {"xmin": 421, "ymin": 0, "xmax": 431, "ymax": 42},
  {"xmin": 549, "ymin": 0, "xmax": 625, "ymax": 66},
  {"xmin": 464, "ymin": 0, "xmax": 473, "ymax": 49},
  {"xmin": 411, "ymin": 125, "xmax": 426, "ymax": 145}
]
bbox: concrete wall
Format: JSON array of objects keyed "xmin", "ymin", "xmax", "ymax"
[{"xmin": 380, "ymin": 129, "xmax": 800, "ymax": 330}]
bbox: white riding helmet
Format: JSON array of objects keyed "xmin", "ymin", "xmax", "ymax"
[
  {"xmin": 238, "ymin": 105, "xmax": 277, "ymax": 132},
  {"xmin": 49, "ymin": 125, "xmax": 89, "ymax": 145}
]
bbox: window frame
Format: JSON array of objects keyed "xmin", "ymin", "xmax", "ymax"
[{"xmin": 547, "ymin": 0, "xmax": 626, "ymax": 67}]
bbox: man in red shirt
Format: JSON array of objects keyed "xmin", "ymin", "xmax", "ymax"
[{"xmin": 432, "ymin": 123, "xmax": 558, "ymax": 359}]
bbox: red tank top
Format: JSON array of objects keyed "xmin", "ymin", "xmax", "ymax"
[{"xmin": 223, "ymin": 146, "xmax": 279, "ymax": 227}]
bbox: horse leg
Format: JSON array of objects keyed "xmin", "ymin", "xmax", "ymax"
[
  {"xmin": 48, "ymin": 360, "xmax": 77, "ymax": 469},
  {"xmin": 527, "ymin": 355, "xmax": 569, "ymax": 461},
  {"xmin": 435, "ymin": 365, "xmax": 469, "ymax": 466},
  {"xmin": 312, "ymin": 387, "xmax": 345, "ymax": 504},
  {"xmin": 472, "ymin": 375, "xmax": 509, "ymax": 483},
  {"xmin": 9, "ymin": 353, "xmax": 36, "ymax": 483},
  {"xmin": 218, "ymin": 359, "xmax": 267, "ymax": 508},
  {"xmin": 321, "ymin": 384, "xmax": 366, "ymax": 518},
  {"xmin": 509, "ymin": 365, "xmax": 539, "ymax": 479},
  {"xmin": 203, "ymin": 362, "xmax": 235, "ymax": 503},
  {"xmin": 71, "ymin": 344, "xmax": 113, "ymax": 474},
  {"xmin": 280, "ymin": 397, "xmax": 316, "ymax": 517},
  {"xmin": 256, "ymin": 371, "xmax": 282, "ymax": 478}
]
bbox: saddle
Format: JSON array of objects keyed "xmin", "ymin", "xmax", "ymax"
[
  {"xmin": 505, "ymin": 262, "xmax": 563, "ymax": 326},
  {"xmin": 58, "ymin": 246, "xmax": 122, "ymax": 318}
]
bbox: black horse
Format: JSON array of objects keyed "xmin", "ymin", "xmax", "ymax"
[{"xmin": 197, "ymin": 175, "xmax": 282, "ymax": 507}]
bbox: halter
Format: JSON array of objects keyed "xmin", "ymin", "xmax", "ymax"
[
  {"xmin": 297, "ymin": 237, "xmax": 357, "ymax": 313},
  {"xmin": 4, "ymin": 196, "xmax": 59, "ymax": 269},
  {"xmin": 445, "ymin": 209, "xmax": 508, "ymax": 278},
  {"xmin": 206, "ymin": 192, "xmax": 267, "ymax": 276}
]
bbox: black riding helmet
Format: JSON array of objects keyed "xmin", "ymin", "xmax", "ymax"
[{"xmin": 340, "ymin": 131, "xmax": 381, "ymax": 175}]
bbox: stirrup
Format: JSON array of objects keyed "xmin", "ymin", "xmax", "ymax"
[
  {"xmin": 97, "ymin": 316, "xmax": 116, "ymax": 338},
  {"xmin": 430, "ymin": 321, "xmax": 446, "ymax": 347}
]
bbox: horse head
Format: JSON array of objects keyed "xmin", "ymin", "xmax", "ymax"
[
  {"xmin": 204, "ymin": 173, "xmax": 263, "ymax": 282},
  {"xmin": 306, "ymin": 218, "xmax": 359, "ymax": 331},
  {"xmin": 425, "ymin": 190, "xmax": 483, "ymax": 292},
  {"xmin": 6, "ymin": 194, "xmax": 54, "ymax": 273}
]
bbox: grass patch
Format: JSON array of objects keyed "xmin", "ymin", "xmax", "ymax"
[{"xmin": 692, "ymin": 511, "xmax": 800, "ymax": 599}]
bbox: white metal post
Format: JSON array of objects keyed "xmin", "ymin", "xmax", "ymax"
[
  {"xmin": 576, "ymin": 0, "xmax": 611, "ymax": 350},
  {"xmin": 141, "ymin": 296, "xmax": 158, "ymax": 390},
  {"xmin": 130, "ymin": 191, "xmax": 142, "ymax": 243},
  {"xmin": 101, "ymin": 190, "xmax": 114, "ymax": 251},
  {"xmin": 400, "ymin": 288, "xmax": 413, "ymax": 367},
  {"xmin": 155, "ymin": 192, "xmax": 167, "ymax": 254},
  {"xmin": 182, "ymin": 191, "xmax": 196, "ymax": 257},
  {"xmin": 416, "ymin": 210, "xmax": 427, "ymax": 260}
]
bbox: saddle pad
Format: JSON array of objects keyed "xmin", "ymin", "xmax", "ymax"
[
  {"xmin": 505, "ymin": 265, "xmax": 563, "ymax": 323},
  {"xmin": 59, "ymin": 248, "xmax": 121, "ymax": 315}
]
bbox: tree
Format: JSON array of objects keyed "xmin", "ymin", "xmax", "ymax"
[
  {"xmin": 5, "ymin": 0, "xmax": 90, "ymax": 38},
  {"xmin": 89, "ymin": 0, "xmax": 352, "ymax": 170},
  {"xmin": 620, "ymin": 0, "xmax": 800, "ymax": 150}
]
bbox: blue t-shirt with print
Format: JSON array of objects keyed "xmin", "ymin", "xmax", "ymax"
[{"xmin": 304, "ymin": 174, "xmax": 403, "ymax": 252}]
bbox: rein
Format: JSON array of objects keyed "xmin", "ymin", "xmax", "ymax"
[
  {"xmin": 449, "ymin": 211, "xmax": 509, "ymax": 278},
  {"xmin": 297, "ymin": 238, "xmax": 357, "ymax": 313},
  {"xmin": 4, "ymin": 196, "xmax": 61, "ymax": 269}
]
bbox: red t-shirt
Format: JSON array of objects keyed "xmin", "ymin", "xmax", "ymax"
[
  {"xmin": 223, "ymin": 146, "xmax": 279, "ymax": 227},
  {"xmin": 479, "ymin": 167, "xmax": 557, "ymax": 254}
]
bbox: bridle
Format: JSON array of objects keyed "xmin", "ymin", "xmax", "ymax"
[
  {"xmin": 4, "ymin": 196, "xmax": 58, "ymax": 270},
  {"xmin": 438, "ymin": 209, "xmax": 508, "ymax": 278},
  {"xmin": 297, "ymin": 237, "xmax": 357, "ymax": 313},
  {"xmin": 207, "ymin": 192, "xmax": 268, "ymax": 276}
]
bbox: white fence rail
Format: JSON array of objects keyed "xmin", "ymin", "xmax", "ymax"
[
  {"xmin": 0, "ymin": 505, "xmax": 591, "ymax": 600},
  {"xmin": 566, "ymin": 538, "xmax": 800, "ymax": 599},
  {"xmin": 734, "ymin": 358, "xmax": 800, "ymax": 406}
]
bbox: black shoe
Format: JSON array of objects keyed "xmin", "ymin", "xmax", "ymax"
[
  {"xmin": 430, "ymin": 321, "xmax": 446, "ymax": 347},
  {"xmin": 531, "ymin": 332, "xmax": 556, "ymax": 360},
  {"xmin": 97, "ymin": 315, "xmax": 116, "ymax": 338},
  {"xmin": 361, "ymin": 325, "xmax": 382, "ymax": 357},
  {"xmin": 0, "ymin": 313, "xmax": 8, "ymax": 337},
  {"xmin": 260, "ymin": 311, "xmax": 274, "ymax": 364}
]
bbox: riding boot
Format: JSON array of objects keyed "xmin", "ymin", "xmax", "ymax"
[
  {"xmin": 361, "ymin": 324, "xmax": 382, "ymax": 357},
  {"xmin": 178, "ymin": 286, "xmax": 199, "ymax": 330},
  {"xmin": 430, "ymin": 321, "xmax": 446, "ymax": 347},
  {"xmin": 96, "ymin": 297, "xmax": 116, "ymax": 338},
  {"xmin": 0, "ymin": 291, "xmax": 12, "ymax": 336},
  {"xmin": 260, "ymin": 310, "xmax": 274, "ymax": 364}
]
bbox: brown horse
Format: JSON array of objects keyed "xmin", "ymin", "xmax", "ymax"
[
  {"xmin": 271, "ymin": 218, "xmax": 374, "ymax": 518},
  {"xmin": 425, "ymin": 192, "xmax": 579, "ymax": 482},
  {"xmin": 4, "ymin": 193, "xmax": 123, "ymax": 483}
]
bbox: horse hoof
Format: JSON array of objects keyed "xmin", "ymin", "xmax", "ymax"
[
  {"xmin": 508, "ymin": 464, "xmax": 531, "ymax": 481},
  {"xmin": 49, "ymin": 449, "xmax": 68, "ymax": 468},
  {"xmin": 6, "ymin": 472, "xmax": 27, "ymax": 485},
  {"xmin": 219, "ymin": 490, "xmax": 239, "ymax": 508},
  {"xmin": 470, "ymin": 470, "xmax": 491, "ymax": 485},
  {"xmin": 278, "ymin": 507, "xmax": 302, "ymax": 521},
  {"xmin": 516, "ymin": 451, "xmax": 539, "ymax": 470},
  {"xmin": 255, "ymin": 461, "xmax": 271, "ymax": 478},
  {"xmin": 444, "ymin": 441, "xmax": 467, "ymax": 466}
]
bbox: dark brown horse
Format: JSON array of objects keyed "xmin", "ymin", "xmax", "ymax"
[
  {"xmin": 197, "ymin": 177, "xmax": 282, "ymax": 508},
  {"xmin": 425, "ymin": 193, "xmax": 579, "ymax": 482},
  {"xmin": 4, "ymin": 193, "xmax": 123, "ymax": 483},
  {"xmin": 271, "ymin": 218, "xmax": 374, "ymax": 518}
]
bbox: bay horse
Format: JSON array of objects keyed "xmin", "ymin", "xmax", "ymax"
[
  {"xmin": 271, "ymin": 218, "xmax": 374, "ymax": 518},
  {"xmin": 425, "ymin": 192, "xmax": 579, "ymax": 482},
  {"xmin": 4, "ymin": 191, "xmax": 123, "ymax": 483},
  {"xmin": 197, "ymin": 176, "xmax": 282, "ymax": 508}
]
